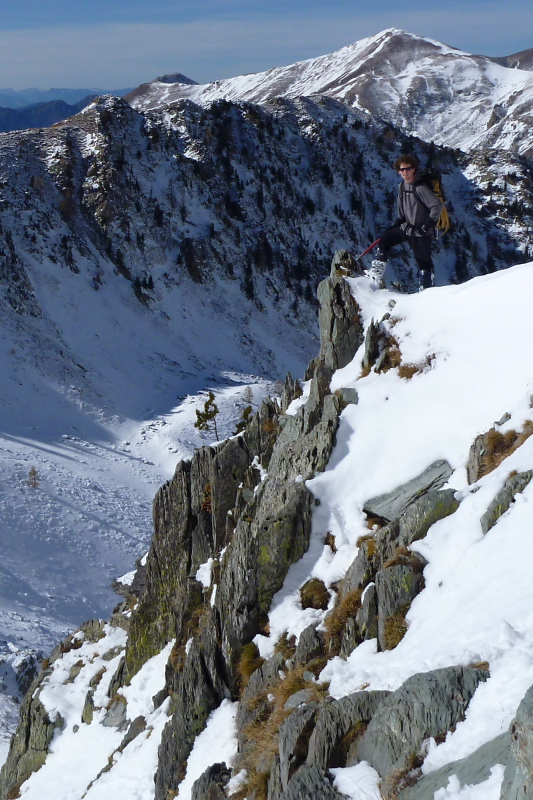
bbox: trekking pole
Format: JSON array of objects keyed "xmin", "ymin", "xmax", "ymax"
[{"xmin": 355, "ymin": 238, "xmax": 381, "ymax": 262}]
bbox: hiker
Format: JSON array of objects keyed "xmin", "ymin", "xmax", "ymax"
[{"xmin": 369, "ymin": 155, "xmax": 443, "ymax": 290}]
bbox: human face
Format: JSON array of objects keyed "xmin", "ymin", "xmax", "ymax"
[{"xmin": 399, "ymin": 163, "xmax": 416, "ymax": 184}]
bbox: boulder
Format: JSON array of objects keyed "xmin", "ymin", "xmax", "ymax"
[
  {"xmin": 355, "ymin": 583, "xmax": 378, "ymax": 642},
  {"xmin": 317, "ymin": 254, "xmax": 365, "ymax": 371},
  {"xmin": 357, "ymin": 666, "xmax": 489, "ymax": 780},
  {"xmin": 280, "ymin": 763, "xmax": 347, "ymax": 800},
  {"xmin": 293, "ymin": 625, "xmax": 325, "ymax": 666},
  {"xmin": 500, "ymin": 682, "xmax": 533, "ymax": 799},
  {"xmin": 306, "ymin": 690, "xmax": 390, "ymax": 771},
  {"xmin": 191, "ymin": 762, "xmax": 231, "ymax": 800},
  {"xmin": 398, "ymin": 732, "xmax": 509, "ymax": 799},
  {"xmin": 480, "ymin": 470, "xmax": 533, "ymax": 534},
  {"xmin": 364, "ymin": 461, "xmax": 453, "ymax": 523},
  {"xmin": 397, "ymin": 489, "xmax": 460, "ymax": 547}
]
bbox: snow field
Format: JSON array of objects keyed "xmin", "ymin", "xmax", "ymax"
[{"xmin": 255, "ymin": 263, "xmax": 533, "ymax": 797}]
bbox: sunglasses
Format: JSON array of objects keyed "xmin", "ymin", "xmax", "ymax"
[{"xmin": 399, "ymin": 167, "xmax": 414, "ymax": 172}]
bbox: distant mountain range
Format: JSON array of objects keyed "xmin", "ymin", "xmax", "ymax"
[
  {"xmin": 0, "ymin": 96, "xmax": 98, "ymax": 133},
  {"xmin": 0, "ymin": 87, "xmax": 132, "ymax": 109},
  {"xmin": 126, "ymin": 29, "xmax": 533, "ymax": 157}
]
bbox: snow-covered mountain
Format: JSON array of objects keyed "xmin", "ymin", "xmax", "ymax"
[
  {"xmin": 4, "ymin": 258, "xmax": 533, "ymax": 800},
  {"xmin": 126, "ymin": 29, "xmax": 533, "ymax": 156}
]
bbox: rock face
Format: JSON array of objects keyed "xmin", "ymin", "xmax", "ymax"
[{"xmin": 357, "ymin": 666, "xmax": 489, "ymax": 780}]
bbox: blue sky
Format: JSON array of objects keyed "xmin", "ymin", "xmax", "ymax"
[{"xmin": 0, "ymin": 0, "xmax": 532, "ymax": 89}]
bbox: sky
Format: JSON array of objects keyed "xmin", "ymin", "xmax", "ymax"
[{"xmin": 0, "ymin": 0, "xmax": 532, "ymax": 90}]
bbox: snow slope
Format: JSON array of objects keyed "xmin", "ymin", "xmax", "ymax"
[
  {"xmin": 252, "ymin": 262, "xmax": 533, "ymax": 798},
  {"xmin": 127, "ymin": 28, "xmax": 533, "ymax": 156},
  {"xmin": 16, "ymin": 260, "xmax": 533, "ymax": 800}
]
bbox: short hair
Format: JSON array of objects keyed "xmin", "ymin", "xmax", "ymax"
[{"xmin": 393, "ymin": 154, "xmax": 419, "ymax": 172}]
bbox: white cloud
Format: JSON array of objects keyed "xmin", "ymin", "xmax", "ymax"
[{"xmin": 0, "ymin": 8, "xmax": 530, "ymax": 90}]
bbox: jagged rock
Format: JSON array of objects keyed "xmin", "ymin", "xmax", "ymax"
[
  {"xmin": 81, "ymin": 690, "xmax": 95, "ymax": 724},
  {"xmin": 399, "ymin": 731, "xmax": 509, "ymax": 799},
  {"xmin": 80, "ymin": 619, "xmax": 106, "ymax": 642},
  {"xmin": 397, "ymin": 489, "xmax": 460, "ymax": 547},
  {"xmin": 155, "ymin": 636, "xmax": 226, "ymax": 800},
  {"xmin": 362, "ymin": 319, "xmax": 381, "ymax": 372},
  {"xmin": 375, "ymin": 565, "xmax": 425, "ymax": 651},
  {"xmin": 284, "ymin": 689, "xmax": 315, "ymax": 710},
  {"xmin": 13, "ymin": 653, "xmax": 40, "ymax": 696},
  {"xmin": 280, "ymin": 763, "xmax": 346, "ymax": 800},
  {"xmin": 102, "ymin": 696, "xmax": 128, "ymax": 730},
  {"xmin": 480, "ymin": 470, "xmax": 533, "ymax": 534},
  {"xmin": 306, "ymin": 690, "xmax": 390, "ymax": 771},
  {"xmin": 466, "ymin": 431, "xmax": 490, "ymax": 484},
  {"xmin": 279, "ymin": 704, "xmax": 319, "ymax": 789},
  {"xmin": 355, "ymin": 583, "xmax": 378, "ymax": 642},
  {"xmin": 330, "ymin": 249, "xmax": 363, "ymax": 279},
  {"xmin": 500, "ymin": 683, "xmax": 533, "ymax": 799},
  {"xmin": 342, "ymin": 536, "xmax": 379, "ymax": 596},
  {"xmin": 191, "ymin": 762, "xmax": 231, "ymax": 800},
  {"xmin": 0, "ymin": 670, "xmax": 65, "ymax": 799},
  {"xmin": 108, "ymin": 655, "xmax": 126, "ymax": 697},
  {"xmin": 294, "ymin": 625, "xmax": 324, "ymax": 666},
  {"xmin": 356, "ymin": 666, "xmax": 489, "ymax": 781},
  {"xmin": 317, "ymin": 256, "xmax": 365, "ymax": 371},
  {"xmin": 363, "ymin": 460, "xmax": 454, "ymax": 523},
  {"xmin": 118, "ymin": 716, "xmax": 146, "ymax": 752}
]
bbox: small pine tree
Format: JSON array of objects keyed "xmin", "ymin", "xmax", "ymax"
[
  {"xmin": 234, "ymin": 405, "xmax": 253, "ymax": 435},
  {"xmin": 28, "ymin": 466, "xmax": 39, "ymax": 488},
  {"xmin": 194, "ymin": 391, "xmax": 220, "ymax": 440},
  {"xmin": 243, "ymin": 386, "xmax": 254, "ymax": 404}
]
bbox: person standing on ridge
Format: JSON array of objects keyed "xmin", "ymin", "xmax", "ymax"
[{"xmin": 368, "ymin": 154, "xmax": 443, "ymax": 290}]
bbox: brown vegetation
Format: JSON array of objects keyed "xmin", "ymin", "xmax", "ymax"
[
  {"xmin": 383, "ymin": 607, "xmax": 410, "ymax": 650},
  {"xmin": 325, "ymin": 588, "xmax": 363, "ymax": 653},
  {"xmin": 477, "ymin": 420, "xmax": 533, "ymax": 478},
  {"xmin": 238, "ymin": 643, "xmax": 265, "ymax": 690},
  {"xmin": 300, "ymin": 578, "xmax": 330, "ymax": 610}
]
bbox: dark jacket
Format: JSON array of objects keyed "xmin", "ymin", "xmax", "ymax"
[{"xmin": 397, "ymin": 178, "xmax": 443, "ymax": 237}]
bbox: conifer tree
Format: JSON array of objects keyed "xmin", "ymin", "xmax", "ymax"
[
  {"xmin": 194, "ymin": 391, "xmax": 220, "ymax": 440},
  {"xmin": 28, "ymin": 466, "xmax": 39, "ymax": 488}
]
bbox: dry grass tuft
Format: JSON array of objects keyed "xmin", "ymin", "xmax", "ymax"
[
  {"xmin": 478, "ymin": 420, "xmax": 533, "ymax": 478},
  {"xmin": 325, "ymin": 588, "xmax": 363, "ymax": 653},
  {"xmin": 383, "ymin": 547, "xmax": 425, "ymax": 575},
  {"xmin": 238, "ymin": 642, "xmax": 265, "ymax": 690},
  {"xmin": 324, "ymin": 532, "xmax": 337, "ymax": 553},
  {"xmin": 469, "ymin": 660, "xmax": 490, "ymax": 672},
  {"xmin": 356, "ymin": 533, "xmax": 377, "ymax": 558},
  {"xmin": 380, "ymin": 751, "xmax": 424, "ymax": 799},
  {"xmin": 274, "ymin": 631, "xmax": 297, "ymax": 659},
  {"xmin": 300, "ymin": 578, "xmax": 330, "ymax": 610},
  {"xmin": 383, "ymin": 608, "xmax": 410, "ymax": 650}
]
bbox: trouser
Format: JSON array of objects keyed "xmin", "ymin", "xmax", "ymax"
[{"xmin": 379, "ymin": 227, "xmax": 434, "ymax": 287}]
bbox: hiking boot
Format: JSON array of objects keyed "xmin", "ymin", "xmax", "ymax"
[{"xmin": 418, "ymin": 270, "xmax": 433, "ymax": 291}]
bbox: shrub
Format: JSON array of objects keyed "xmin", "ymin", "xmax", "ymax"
[{"xmin": 300, "ymin": 578, "xmax": 330, "ymax": 610}]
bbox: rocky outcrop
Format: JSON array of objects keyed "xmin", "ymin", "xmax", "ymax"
[
  {"xmin": 363, "ymin": 460, "xmax": 454, "ymax": 523},
  {"xmin": 316, "ymin": 254, "xmax": 365, "ymax": 372},
  {"xmin": 357, "ymin": 666, "xmax": 489, "ymax": 781}
]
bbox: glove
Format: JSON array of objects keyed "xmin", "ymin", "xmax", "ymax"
[{"xmin": 390, "ymin": 217, "xmax": 405, "ymax": 229}]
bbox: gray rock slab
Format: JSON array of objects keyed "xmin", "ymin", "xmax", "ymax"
[
  {"xmin": 102, "ymin": 696, "xmax": 129, "ymax": 730},
  {"xmin": 480, "ymin": 471, "xmax": 533, "ymax": 534},
  {"xmin": 399, "ymin": 732, "xmax": 509, "ymax": 799},
  {"xmin": 398, "ymin": 489, "xmax": 460, "ymax": 547},
  {"xmin": 279, "ymin": 704, "xmax": 319, "ymax": 789},
  {"xmin": 357, "ymin": 666, "xmax": 489, "ymax": 780},
  {"xmin": 500, "ymin": 682, "xmax": 533, "ymax": 799},
  {"xmin": 363, "ymin": 460, "xmax": 453, "ymax": 523},
  {"xmin": 306, "ymin": 690, "xmax": 390, "ymax": 771}
]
